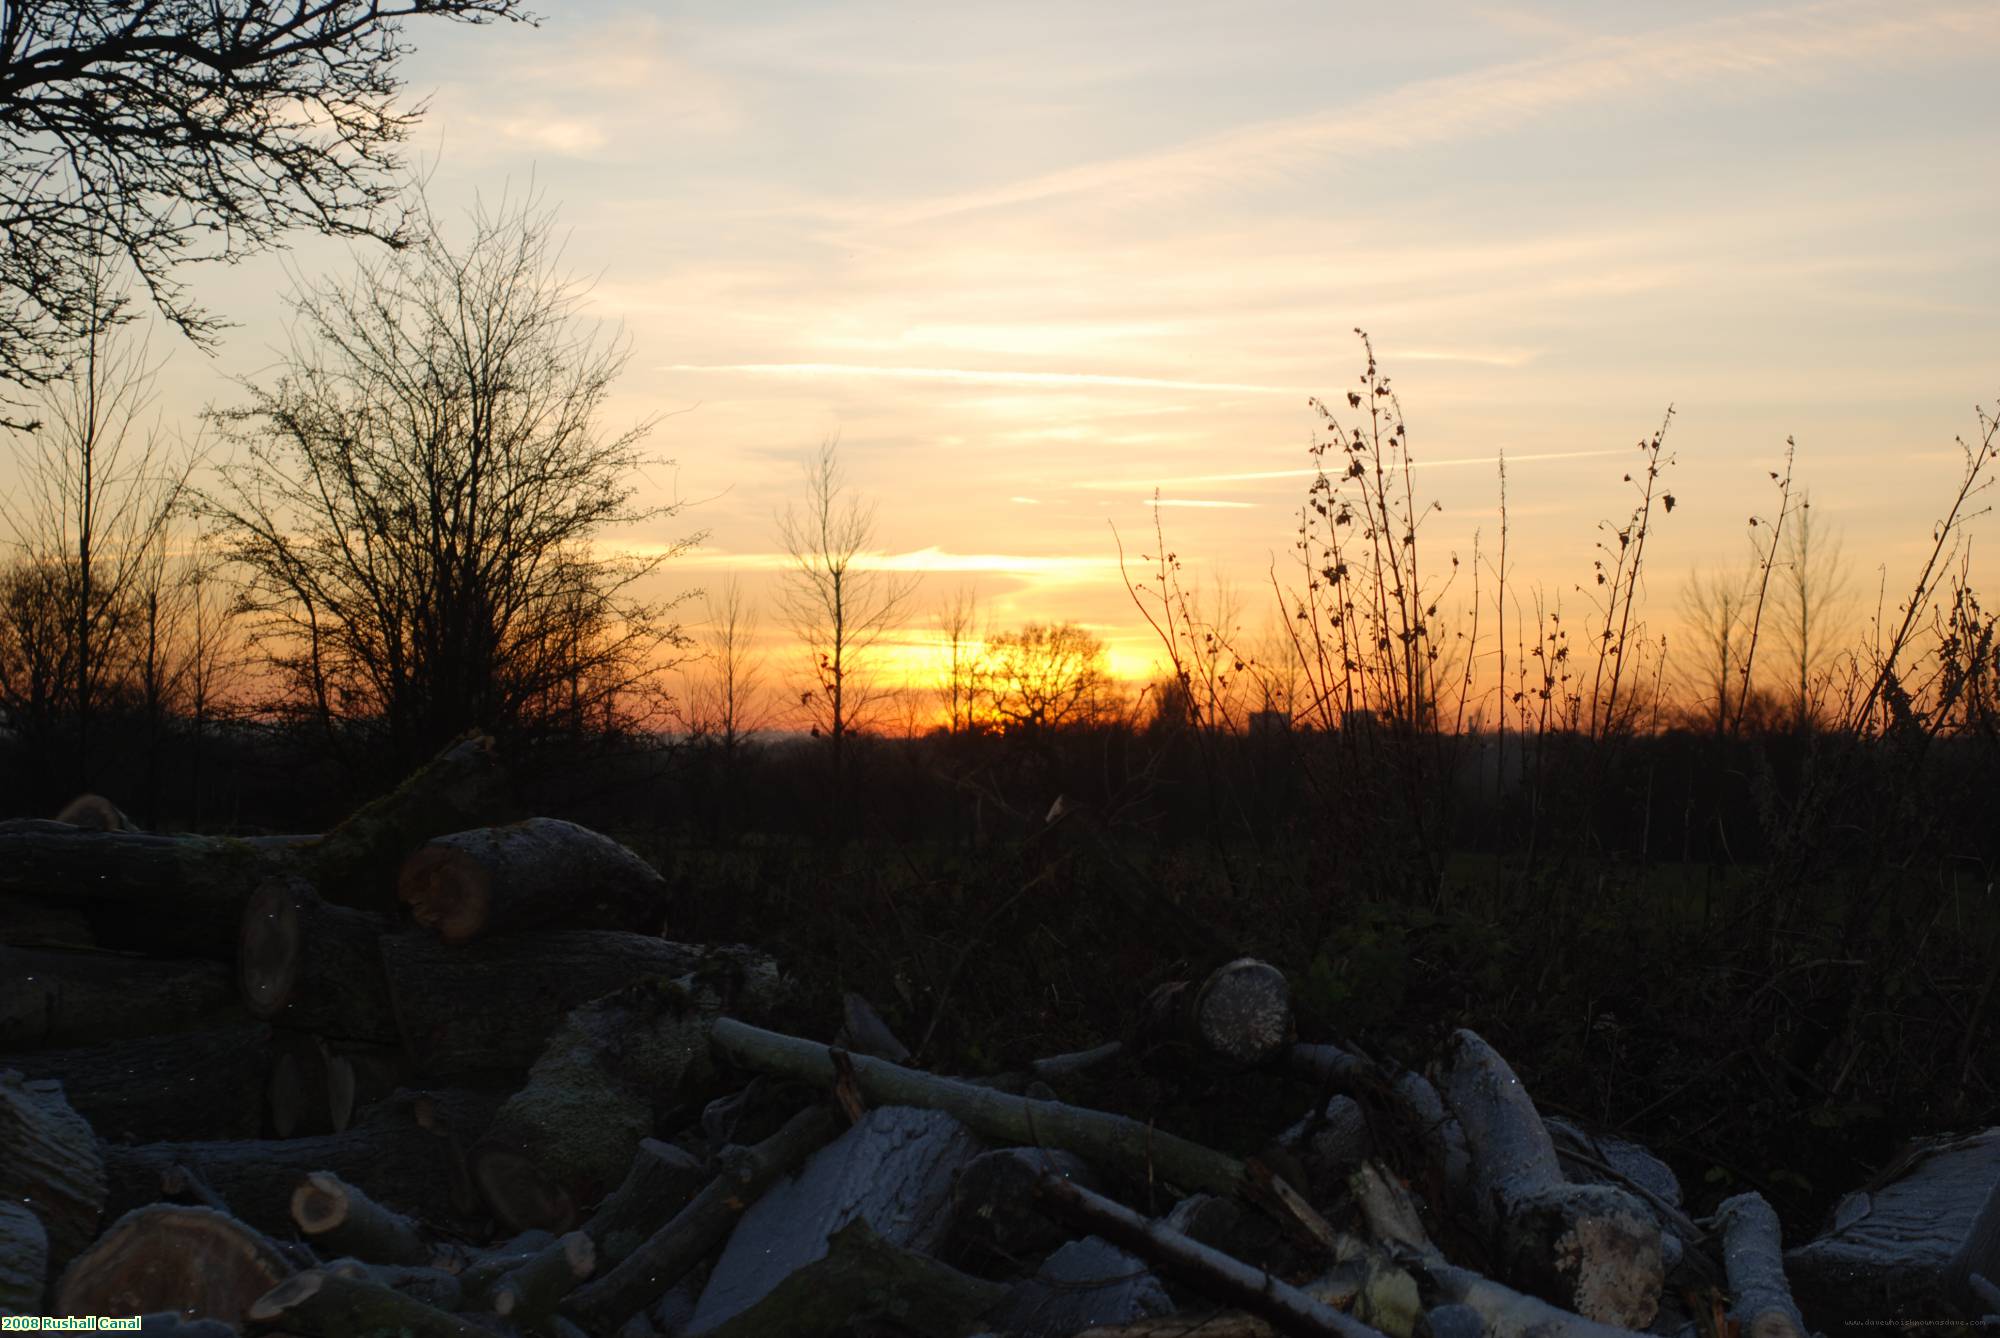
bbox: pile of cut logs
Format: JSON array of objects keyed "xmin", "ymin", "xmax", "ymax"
[{"xmin": 2, "ymin": 735, "xmax": 1995, "ymax": 1337}]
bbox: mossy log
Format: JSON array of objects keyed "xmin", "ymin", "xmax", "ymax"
[
  {"xmin": 247, "ymin": 1267, "xmax": 489, "ymax": 1338},
  {"xmin": 52, "ymin": 1205, "xmax": 293, "ymax": 1327},
  {"xmin": 1440, "ymin": 1029, "xmax": 1662, "ymax": 1328},
  {"xmin": 0, "ymin": 1070, "xmax": 106, "ymax": 1274},
  {"xmin": 470, "ymin": 977, "xmax": 723, "ymax": 1232},
  {"xmin": 380, "ymin": 929, "xmax": 779, "ymax": 1076},
  {"xmin": 397, "ymin": 816, "xmax": 668, "ymax": 944},
  {"xmin": 1, "ymin": 946, "xmax": 238, "ymax": 1050},
  {"xmin": 238, "ymin": 877, "xmax": 399, "ymax": 1043},
  {"xmin": 2, "ymin": 1023, "xmax": 271, "ymax": 1142}
]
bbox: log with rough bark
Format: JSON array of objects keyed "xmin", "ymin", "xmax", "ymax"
[
  {"xmin": 380, "ymin": 929, "xmax": 781, "ymax": 1076},
  {"xmin": 238, "ymin": 877, "xmax": 399, "ymax": 1043},
  {"xmin": 2, "ymin": 1022, "xmax": 271, "ymax": 1143},
  {"xmin": 1714, "ymin": 1193, "xmax": 1808, "ymax": 1338},
  {"xmin": 291, "ymin": 1171, "xmax": 429, "ymax": 1266},
  {"xmin": 99, "ymin": 1087, "xmax": 504, "ymax": 1239},
  {"xmin": 581, "ymin": 1138, "xmax": 709, "ymax": 1271},
  {"xmin": 1402, "ymin": 1255, "xmax": 1646, "ymax": 1338},
  {"xmin": 0, "ymin": 1199, "xmax": 48, "ymax": 1315},
  {"xmin": 297, "ymin": 730, "xmax": 512, "ymax": 914},
  {"xmin": 700, "ymin": 1217, "xmax": 1010, "ymax": 1338},
  {"xmin": 471, "ymin": 976, "xmax": 724, "ymax": 1232},
  {"xmin": 0, "ymin": 1069, "xmax": 106, "ymax": 1275},
  {"xmin": 559, "ymin": 1103, "xmax": 844, "ymax": 1334},
  {"xmin": 1439, "ymin": 1029, "xmax": 1662, "ymax": 1328},
  {"xmin": 1, "ymin": 946, "xmax": 239, "ymax": 1049},
  {"xmin": 1033, "ymin": 1172, "xmax": 1381, "ymax": 1338},
  {"xmin": 52, "ymin": 1205, "xmax": 294, "ymax": 1326},
  {"xmin": 397, "ymin": 816, "xmax": 667, "ymax": 944},
  {"xmin": 247, "ymin": 1267, "xmax": 489, "ymax": 1338}
]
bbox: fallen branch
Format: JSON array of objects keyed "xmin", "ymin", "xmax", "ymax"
[
  {"xmin": 1714, "ymin": 1193, "xmax": 1808, "ymax": 1338},
  {"xmin": 1033, "ymin": 1172, "xmax": 1386, "ymax": 1338}
]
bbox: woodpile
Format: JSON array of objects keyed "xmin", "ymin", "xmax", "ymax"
[{"xmin": 1, "ymin": 739, "xmax": 1993, "ymax": 1335}]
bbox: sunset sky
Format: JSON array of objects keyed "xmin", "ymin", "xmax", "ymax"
[{"xmin": 18, "ymin": 0, "xmax": 2000, "ymax": 717}]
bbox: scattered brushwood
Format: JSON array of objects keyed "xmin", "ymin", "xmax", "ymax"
[{"xmin": 4, "ymin": 754, "xmax": 1991, "ymax": 1338}]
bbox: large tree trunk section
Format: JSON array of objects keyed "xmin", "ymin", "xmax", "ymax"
[
  {"xmin": 1714, "ymin": 1193, "xmax": 1808, "ymax": 1338},
  {"xmin": 1947, "ymin": 1176, "xmax": 2000, "ymax": 1319},
  {"xmin": 470, "ymin": 978, "xmax": 723, "ymax": 1233},
  {"xmin": 238, "ymin": 877, "xmax": 399, "ymax": 1043},
  {"xmin": 0, "ymin": 1199, "xmax": 48, "ymax": 1315},
  {"xmin": 1439, "ymin": 1029, "xmax": 1662, "ymax": 1328},
  {"xmin": 0, "ymin": 1070, "xmax": 106, "ymax": 1276},
  {"xmin": 247, "ymin": 1267, "xmax": 489, "ymax": 1338},
  {"xmin": 51, "ymin": 1205, "xmax": 293, "ymax": 1327},
  {"xmin": 290, "ymin": 1171, "xmax": 430, "ymax": 1267},
  {"xmin": 1, "ymin": 947, "xmax": 238, "ymax": 1049},
  {"xmin": 2, "ymin": 1023, "xmax": 271, "ymax": 1143},
  {"xmin": 397, "ymin": 817, "xmax": 669, "ymax": 944},
  {"xmin": 298, "ymin": 730, "xmax": 512, "ymax": 914},
  {"xmin": 99, "ymin": 1088, "xmax": 504, "ymax": 1239},
  {"xmin": 0, "ymin": 827, "xmax": 291, "ymax": 959},
  {"xmin": 380, "ymin": 930, "xmax": 779, "ymax": 1076},
  {"xmin": 560, "ymin": 1103, "xmax": 844, "ymax": 1335}
]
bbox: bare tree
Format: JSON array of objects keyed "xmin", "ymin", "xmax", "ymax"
[
  {"xmin": 1775, "ymin": 490, "xmax": 1849, "ymax": 730},
  {"xmin": 0, "ymin": 267, "xmax": 195, "ymax": 789},
  {"xmin": 981, "ymin": 621, "xmax": 1112, "ymax": 736},
  {"xmin": 935, "ymin": 584, "xmax": 983, "ymax": 735},
  {"xmin": 774, "ymin": 437, "xmax": 918, "ymax": 778},
  {"xmin": 687, "ymin": 577, "xmax": 768, "ymax": 751},
  {"xmin": 0, "ymin": 0, "xmax": 533, "ymax": 407},
  {"xmin": 201, "ymin": 188, "xmax": 698, "ymax": 772},
  {"xmin": 1680, "ymin": 564, "xmax": 1751, "ymax": 735}
]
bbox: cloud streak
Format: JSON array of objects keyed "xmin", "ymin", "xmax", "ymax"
[{"xmin": 853, "ymin": 1, "xmax": 1998, "ymax": 225}]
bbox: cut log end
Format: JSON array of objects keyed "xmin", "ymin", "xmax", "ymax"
[
  {"xmin": 237, "ymin": 880, "xmax": 302, "ymax": 1018},
  {"xmin": 1192, "ymin": 959, "xmax": 1294, "ymax": 1069},
  {"xmin": 397, "ymin": 846, "xmax": 491, "ymax": 945},
  {"xmin": 290, "ymin": 1172, "xmax": 349, "ymax": 1236},
  {"xmin": 55, "ymin": 1205, "xmax": 292, "ymax": 1324}
]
